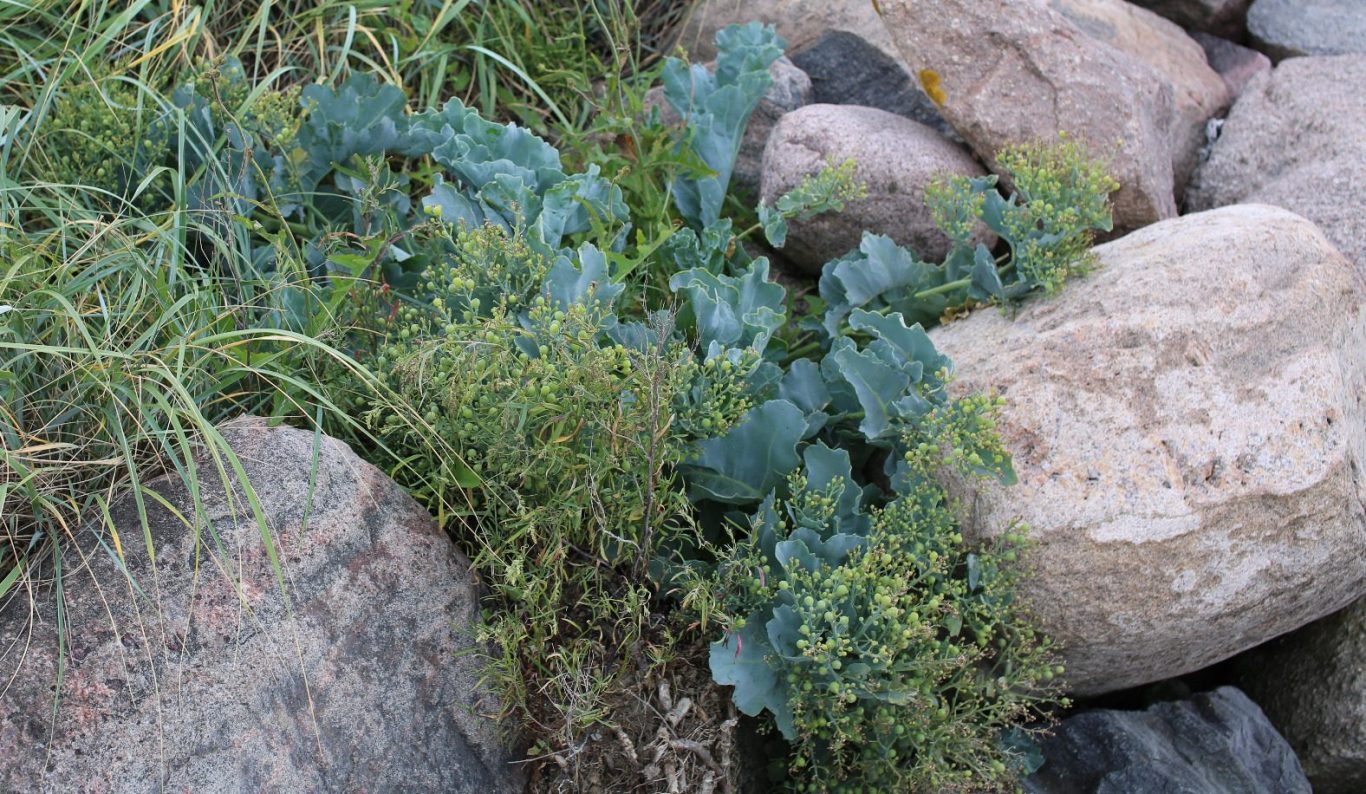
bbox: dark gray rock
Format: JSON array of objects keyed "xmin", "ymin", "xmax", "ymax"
[
  {"xmin": 1191, "ymin": 31, "xmax": 1273, "ymax": 98},
  {"xmin": 1129, "ymin": 0, "xmax": 1250, "ymax": 38},
  {"xmin": 1236, "ymin": 597, "xmax": 1366, "ymax": 794},
  {"xmin": 1249, "ymin": 0, "xmax": 1366, "ymax": 60},
  {"xmin": 1024, "ymin": 687, "xmax": 1311, "ymax": 794},
  {"xmin": 0, "ymin": 417, "xmax": 522, "ymax": 793},
  {"xmin": 789, "ymin": 30, "xmax": 960, "ymax": 143}
]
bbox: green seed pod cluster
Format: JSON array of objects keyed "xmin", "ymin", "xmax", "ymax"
[
  {"xmin": 34, "ymin": 73, "xmax": 172, "ymax": 212},
  {"xmin": 994, "ymin": 135, "xmax": 1120, "ymax": 293},
  {"xmin": 673, "ymin": 347, "xmax": 762, "ymax": 440},
  {"xmin": 924, "ymin": 174, "xmax": 988, "ymax": 246},
  {"xmin": 901, "ymin": 389, "xmax": 1014, "ymax": 485},
  {"xmin": 414, "ymin": 221, "xmax": 553, "ymax": 320},
  {"xmin": 715, "ymin": 466, "xmax": 1062, "ymax": 792},
  {"xmin": 703, "ymin": 379, "xmax": 1064, "ymax": 792},
  {"xmin": 243, "ymin": 85, "xmax": 304, "ymax": 149}
]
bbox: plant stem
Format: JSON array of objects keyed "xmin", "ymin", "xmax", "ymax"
[
  {"xmin": 913, "ymin": 277, "xmax": 971, "ymax": 299},
  {"xmin": 784, "ymin": 339, "xmax": 823, "ymax": 362}
]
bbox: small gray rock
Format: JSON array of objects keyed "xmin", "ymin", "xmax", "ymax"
[
  {"xmin": 0, "ymin": 417, "xmax": 522, "ymax": 793},
  {"xmin": 760, "ymin": 104, "xmax": 991, "ymax": 274},
  {"xmin": 1237, "ymin": 597, "xmax": 1366, "ymax": 794},
  {"xmin": 1024, "ymin": 687, "xmax": 1311, "ymax": 794},
  {"xmin": 1249, "ymin": 0, "xmax": 1366, "ymax": 60},
  {"xmin": 1190, "ymin": 31, "xmax": 1273, "ymax": 98},
  {"xmin": 789, "ymin": 30, "xmax": 959, "ymax": 143}
]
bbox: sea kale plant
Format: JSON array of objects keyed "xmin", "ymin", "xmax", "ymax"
[{"xmin": 12, "ymin": 18, "xmax": 1116, "ymax": 790}]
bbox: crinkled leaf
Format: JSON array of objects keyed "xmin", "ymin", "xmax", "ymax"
[
  {"xmin": 710, "ymin": 619, "xmax": 795, "ymax": 739},
  {"xmin": 848, "ymin": 309, "xmax": 950, "ymax": 395},
  {"xmin": 968, "ymin": 243, "xmax": 1005, "ymax": 302},
  {"xmin": 543, "ymin": 243, "xmax": 624, "ymax": 318},
  {"xmin": 774, "ymin": 537, "xmax": 819, "ymax": 575},
  {"xmin": 664, "ymin": 22, "xmax": 784, "ymax": 228},
  {"xmin": 779, "ymin": 359, "xmax": 830, "ymax": 438},
  {"xmin": 422, "ymin": 177, "xmax": 485, "ymax": 230},
  {"xmin": 820, "ymin": 233, "xmax": 948, "ymax": 335},
  {"xmin": 822, "ymin": 341, "xmax": 910, "ymax": 441},
  {"xmin": 759, "ymin": 203, "xmax": 788, "ymax": 248},
  {"xmin": 766, "ymin": 604, "xmax": 805, "ymax": 661},
  {"xmin": 800, "ymin": 444, "xmax": 868, "ymax": 536},
  {"xmin": 685, "ymin": 400, "xmax": 805, "ymax": 504},
  {"xmin": 670, "ymin": 259, "xmax": 786, "ymax": 354}
]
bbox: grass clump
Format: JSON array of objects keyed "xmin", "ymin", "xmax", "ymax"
[{"xmin": 0, "ymin": 215, "xmax": 369, "ymax": 601}]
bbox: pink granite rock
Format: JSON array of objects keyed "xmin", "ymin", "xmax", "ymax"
[
  {"xmin": 1050, "ymin": 0, "xmax": 1231, "ymax": 198},
  {"xmin": 878, "ymin": 0, "xmax": 1180, "ymax": 234}
]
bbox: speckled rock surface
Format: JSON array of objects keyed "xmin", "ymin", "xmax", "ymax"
[
  {"xmin": 1023, "ymin": 687, "xmax": 1310, "ymax": 794},
  {"xmin": 1237, "ymin": 597, "xmax": 1366, "ymax": 794},
  {"xmin": 1188, "ymin": 55, "xmax": 1366, "ymax": 270},
  {"xmin": 878, "ymin": 0, "xmax": 1179, "ymax": 234},
  {"xmin": 1249, "ymin": 0, "xmax": 1366, "ymax": 60},
  {"xmin": 0, "ymin": 417, "xmax": 522, "ymax": 793},
  {"xmin": 1050, "ymin": 0, "xmax": 1230, "ymax": 198},
  {"xmin": 645, "ymin": 55, "xmax": 811, "ymax": 198},
  {"xmin": 929, "ymin": 205, "xmax": 1366, "ymax": 695},
  {"xmin": 760, "ymin": 104, "xmax": 992, "ymax": 273}
]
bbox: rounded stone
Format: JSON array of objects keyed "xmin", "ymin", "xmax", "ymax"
[
  {"xmin": 760, "ymin": 104, "xmax": 991, "ymax": 274},
  {"xmin": 929, "ymin": 204, "xmax": 1366, "ymax": 695}
]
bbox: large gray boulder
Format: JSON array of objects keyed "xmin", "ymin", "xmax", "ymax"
[
  {"xmin": 930, "ymin": 205, "xmax": 1366, "ymax": 695},
  {"xmin": 1050, "ymin": 0, "xmax": 1230, "ymax": 197},
  {"xmin": 0, "ymin": 417, "xmax": 522, "ymax": 792},
  {"xmin": 1236, "ymin": 597, "xmax": 1366, "ymax": 794},
  {"xmin": 1188, "ymin": 55, "xmax": 1366, "ymax": 270},
  {"xmin": 878, "ymin": 0, "xmax": 1179, "ymax": 233},
  {"xmin": 1024, "ymin": 687, "xmax": 1311, "ymax": 794},
  {"xmin": 1249, "ymin": 0, "xmax": 1366, "ymax": 60},
  {"xmin": 760, "ymin": 104, "xmax": 991, "ymax": 273}
]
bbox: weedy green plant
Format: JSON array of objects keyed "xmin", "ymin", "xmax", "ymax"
[
  {"xmin": 704, "ymin": 437, "xmax": 1059, "ymax": 792},
  {"xmin": 355, "ymin": 225, "xmax": 699, "ymax": 746},
  {"xmin": 25, "ymin": 71, "xmax": 172, "ymax": 213}
]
